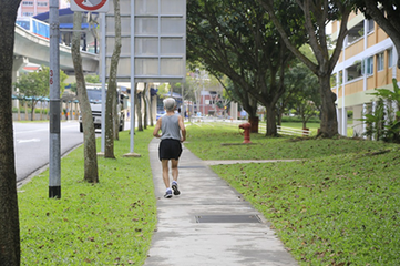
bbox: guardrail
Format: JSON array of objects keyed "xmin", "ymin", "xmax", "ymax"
[
  {"xmin": 187, "ymin": 119, "xmax": 311, "ymax": 136},
  {"xmin": 258, "ymin": 123, "xmax": 310, "ymax": 136},
  {"xmin": 277, "ymin": 125, "xmax": 310, "ymax": 136}
]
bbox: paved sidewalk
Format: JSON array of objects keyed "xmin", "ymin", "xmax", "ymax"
[{"xmin": 144, "ymin": 138, "xmax": 298, "ymax": 266}]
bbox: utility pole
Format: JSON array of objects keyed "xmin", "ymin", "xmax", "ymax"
[{"xmin": 49, "ymin": 0, "xmax": 61, "ymax": 198}]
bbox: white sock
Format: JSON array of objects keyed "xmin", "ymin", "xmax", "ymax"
[{"xmin": 166, "ymin": 187, "xmax": 172, "ymax": 191}]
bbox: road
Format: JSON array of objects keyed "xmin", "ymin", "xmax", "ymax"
[
  {"xmin": 13, "ymin": 120, "xmax": 135, "ymax": 184},
  {"xmin": 13, "ymin": 121, "xmax": 89, "ymax": 184}
]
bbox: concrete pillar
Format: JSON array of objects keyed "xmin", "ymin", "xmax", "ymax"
[
  {"xmin": 341, "ymin": 107, "xmax": 348, "ymax": 136},
  {"xmin": 230, "ymin": 102, "xmax": 238, "ymax": 120},
  {"xmin": 24, "ymin": 101, "xmax": 29, "ymax": 120},
  {"xmin": 12, "ymin": 55, "xmax": 28, "ymax": 84},
  {"xmin": 362, "ymin": 103, "xmax": 367, "ymax": 139},
  {"xmin": 393, "ymin": 45, "xmax": 398, "ymax": 80},
  {"xmin": 371, "ymin": 101, "xmax": 376, "ymax": 140},
  {"xmin": 12, "ymin": 56, "xmax": 29, "ymax": 109},
  {"xmin": 74, "ymin": 102, "xmax": 79, "ymax": 120}
]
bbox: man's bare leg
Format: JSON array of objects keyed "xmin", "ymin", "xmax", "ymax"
[
  {"xmin": 171, "ymin": 159, "xmax": 181, "ymax": 195},
  {"xmin": 171, "ymin": 159, "xmax": 178, "ymax": 182},
  {"xmin": 162, "ymin": 160, "xmax": 170, "ymax": 188}
]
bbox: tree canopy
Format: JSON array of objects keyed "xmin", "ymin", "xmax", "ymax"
[
  {"xmin": 187, "ymin": 0, "xmax": 306, "ymax": 135},
  {"xmin": 258, "ymin": 0, "xmax": 353, "ymax": 136}
]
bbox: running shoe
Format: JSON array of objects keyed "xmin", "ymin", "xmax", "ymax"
[
  {"xmin": 172, "ymin": 182, "xmax": 181, "ymax": 195},
  {"xmin": 164, "ymin": 190, "xmax": 173, "ymax": 198}
]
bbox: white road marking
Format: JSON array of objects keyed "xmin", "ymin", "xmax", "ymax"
[{"xmin": 17, "ymin": 139, "xmax": 41, "ymax": 143}]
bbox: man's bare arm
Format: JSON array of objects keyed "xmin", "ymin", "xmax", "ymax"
[
  {"xmin": 153, "ymin": 118, "xmax": 162, "ymax": 137},
  {"xmin": 178, "ymin": 115, "xmax": 186, "ymax": 142}
]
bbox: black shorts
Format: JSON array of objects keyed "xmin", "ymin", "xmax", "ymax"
[{"xmin": 159, "ymin": 139, "xmax": 182, "ymax": 161}]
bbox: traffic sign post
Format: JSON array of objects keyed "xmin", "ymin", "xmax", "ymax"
[
  {"xmin": 49, "ymin": 0, "xmax": 61, "ymax": 198},
  {"xmin": 71, "ymin": 0, "xmax": 110, "ymax": 12}
]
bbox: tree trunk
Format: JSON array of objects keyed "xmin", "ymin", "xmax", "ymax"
[
  {"xmin": 113, "ymin": 91, "xmax": 119, "ymax": 141},
  {"xmin": 40, "ymin": 101, "xmax": 43, "ymax": 120},
  {"xmin": 318, "ymin": 74, "xmax": 338, "ymax": 137},
  {"xmin": 248, "ymin": 115, "xmax": 259, "ymax": 133},
  {"xmin": 72, "ymin": 11, "xmax": 99, "ymax": 183},
  {"xmin": 17, "ymin": 100, "xmax": 21, "ymax": 121},
  {"xmin": 265, "ymin": 103, "xmax": 277, "ymax": 136},
  {"xmin": 0, "ymin": 1, "xmax": 22, "ymax": 264},
  {"xmin": 24, "ymin": 101, "xmax": 28, "ymax": 120},
  {"xmin": 143, "ymin": 83, "xmax": 148, "ymax": 130},
  {"xmin": 30, "ymin": 100, "xmax": 35, "ymax": 121},
  {"xmin": 276, "ymin": 111, "xmax": 282, "ymax": 126},
  {"xmin": 149, "ymin": 90, "xmax": 154, "ymax": 126},
  {"xmin": 105, "ymin": 0, "xmax": 122, "ymax": 158},
  {"xmin": 137, "ymin": 93, "xmax": 143, "ymax": 131}
]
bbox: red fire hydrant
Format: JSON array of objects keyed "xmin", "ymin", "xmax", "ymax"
[{"xmin": 239, "ymin": 123, "xmax": 252, "ymax": 144}]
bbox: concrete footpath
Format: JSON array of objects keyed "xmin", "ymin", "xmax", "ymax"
[{"xmin": 144, "ymin": 138, "xmax": 298, "ymax": 266}]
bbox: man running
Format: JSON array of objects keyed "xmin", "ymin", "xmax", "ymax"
[{"xmin": 153, "ymin": 98, "xmax": 186, "ymax": 198}]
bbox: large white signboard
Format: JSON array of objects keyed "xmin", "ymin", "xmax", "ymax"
[{"xmin": 104, "ymin": 0, "xmax": 186, "ymax": 82}]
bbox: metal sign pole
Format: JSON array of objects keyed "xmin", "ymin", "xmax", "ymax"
[
  {"xmin": 130, "ymin": 0, "xmax": 136, "ymax": 154},
  {"xmin": 123, "ymin": 0, "xmax": 140, "ymax": 157},
  {"xmin": 101, "ymin": 12, "xmax": 106, "ymax": 153},
  {"xmin": 49, "ymin": 0, "xmax": 61, "ymax": 198}
]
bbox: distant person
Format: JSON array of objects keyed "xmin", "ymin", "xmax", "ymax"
[{"xmin": 153, "ymin": 98, "xmax": 186, "ymax": 198}]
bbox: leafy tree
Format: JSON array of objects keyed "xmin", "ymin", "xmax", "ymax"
[
  {"xmin": 0, "ymin": 1, "xmax": 22, "ymax": 264},
  {"xmin": 15, "ymin": 67, "xmax": 68, "ymax": 121},
  {"xmin": 105, "ymin": 0, "xmax": 122, "ymax": 157},
  {"xmin": 259, "ymin": 0, "xmax": 352, "ymax": 137},
  {"xmin": 72, "ymin": 11, "xmax": 99, "ymax": 183},
  {"xmin": 187, "ymin": 0, "xmax": 303, "ymax": 135},
  {"xmin": 85, "ymin": 74, "xmax": 100, "ymax": 83},
  {"xmin": 354, "ymin": 0, "xmax": 400, "ymax": 69}
]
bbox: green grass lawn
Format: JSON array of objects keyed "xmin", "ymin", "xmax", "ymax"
[
  {"xmin": 185, "ymin": 123, "xmax": 400, "ymax": 265},
  {"xmin": 18, "ymin": 122, "xmax": 400, "ymax": 265},
  {"xmin": 18, "ymin": 130, "xmax": 156, "ymax": 265}
]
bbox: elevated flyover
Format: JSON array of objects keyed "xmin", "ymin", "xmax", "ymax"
[{"xmin": 13, "ymin": 24, "xmax": 99, "ymax": 82}]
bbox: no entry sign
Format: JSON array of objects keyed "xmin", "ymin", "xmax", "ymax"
[{"xmin": 71, "ymin": 0, "xmax": 110, "ymax": 12}]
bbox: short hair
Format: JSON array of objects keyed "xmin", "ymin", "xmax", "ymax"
[{"xmin": 163, "ymin": 98, "xmax": 176, "ymax": 111}]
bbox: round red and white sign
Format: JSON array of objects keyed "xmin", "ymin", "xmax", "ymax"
[{"xmin": 71, "ymin": 0, "xmax": 110, "ymax": 12}]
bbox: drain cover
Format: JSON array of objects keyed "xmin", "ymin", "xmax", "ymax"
[{"xmin": 195, "ymin": 214, "xmax": 261, "ymax": 223}]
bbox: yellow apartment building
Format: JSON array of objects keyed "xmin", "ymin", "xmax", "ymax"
[{"xmin": 331, "ymin": 12, "xmax": 400, "ymax": 137}]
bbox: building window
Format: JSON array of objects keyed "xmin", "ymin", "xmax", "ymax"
[
  {"xmin": 38, "ymin": 2, "xmax": 48, "ymax": 7},
  {"xmin": 362, "ymin": 57, "xmax": 373, "ymax": 75},
  {"xmin": 347, "ymin": 61, "xmax": 363, "ymax": 82},
  {"xmin": 388, "ymin": 49, "xmax": 393, "ymax": 68},
  {"xmin": 22, "ymin": 1, "xmax": 33, "ymax": 7},
  {"xmin": 22, "ymin": 12, "xmax": 34, "ymax": 17},
  {"xmin": 377, "ymin": 52, "xmax": 384, "ymax": 72},
  {"xmin": 367, "ymin": 20, "xmax": 375, "ymax": 33}
]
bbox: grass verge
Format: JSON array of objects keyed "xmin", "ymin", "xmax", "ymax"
[
  {"xmin": 18, "ymin": 130, "xmax": 156, "ymax": 265},
  {"xmin": 185, "ymin": 123, "xmax": 400, "ymax": 265}
]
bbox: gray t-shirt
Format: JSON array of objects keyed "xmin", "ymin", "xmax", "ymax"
[{"xmin": 160, "ymin": 114, "xmax": 181, "ymax": 141}]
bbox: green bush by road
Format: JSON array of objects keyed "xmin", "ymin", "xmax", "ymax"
[
  {"xmin": 185, "ymin": 123, "xmax": 400, "ymax": 265},
  {"xmin": 18, "ymin": 130, "xmax": 156, "ymax": 265}
]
